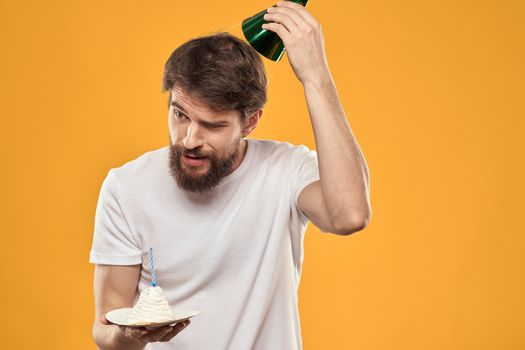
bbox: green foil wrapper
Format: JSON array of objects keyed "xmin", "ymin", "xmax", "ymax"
[{"xmin": 242, "ymin": 0, "xmax": 309, "ymax": 61}]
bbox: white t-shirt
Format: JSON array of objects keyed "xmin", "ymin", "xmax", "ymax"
[{"xmin": 90, "ymin": 138, "xmax": 320, "ymax": 350}]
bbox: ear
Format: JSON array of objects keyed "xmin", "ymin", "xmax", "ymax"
[{"xmin": 242, "ymin": 109, "xmax": 263, "ymax": 137}]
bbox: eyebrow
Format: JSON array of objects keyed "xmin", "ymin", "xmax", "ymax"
[
  {"xmin": 170, "ymin": 101, "xmax": 188, "ymax": 113},
  {"xmin": 170, "ymin": 100, "xmax": 230, "ymax": 125}
]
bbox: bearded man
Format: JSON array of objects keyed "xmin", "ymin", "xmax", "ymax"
[{"xmin": 90, "ymin": 2, "xmax": 371, "ymax": 349}]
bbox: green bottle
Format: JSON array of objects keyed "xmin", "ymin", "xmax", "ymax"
[{"xmin": 242, "ymin": 0, "xmax": 309, "ymax": 61}]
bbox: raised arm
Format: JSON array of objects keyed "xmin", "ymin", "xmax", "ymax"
[{"xmin": 262, "ymin": 1, "xmax": 371, "ymax": 235}]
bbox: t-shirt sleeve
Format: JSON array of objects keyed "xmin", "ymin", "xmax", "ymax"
[
  {"xmin": 89, "ymin": 170, "xmax": 142, "ymax": 265},
  {"xmin": 291, "ymin": 146, "xmax": 320, "ymax": 220}
]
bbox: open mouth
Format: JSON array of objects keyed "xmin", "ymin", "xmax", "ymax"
[
  {"xmin": 185, "ymin": 154, "xmax": 205, "ymax": 159},
  {"xmin": 183, "ymin": 154, "xmax": 208, "ymax": 166}
]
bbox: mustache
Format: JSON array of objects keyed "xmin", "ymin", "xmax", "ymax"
[{"xmin": 178, "ymin": 146, "xmax": 207, "ymax": 158}]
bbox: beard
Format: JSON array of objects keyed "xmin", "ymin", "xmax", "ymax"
[{"xmin": 169, "ymin": 142, "xmax": 241, "ymax": 193}]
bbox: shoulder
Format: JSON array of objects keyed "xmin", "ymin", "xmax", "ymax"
[
  {"xmin": 107, "ymin": 146, "xmax": 170, "ymax": 186},
  {"xmin": 248, "ymin": 138, "xmax": 316, "ymax": 162}
]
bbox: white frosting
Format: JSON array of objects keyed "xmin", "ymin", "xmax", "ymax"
[{"xmin": 128, "ymin": 286, "xmax": 174, "ymax": 325}]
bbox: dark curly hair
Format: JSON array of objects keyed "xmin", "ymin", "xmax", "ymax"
[{"xmin": 162, "ymin": 32, "xmax": 267, "ymax": 118}]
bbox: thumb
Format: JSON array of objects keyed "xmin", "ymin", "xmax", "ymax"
[{"xmin": 100, "ymin": 313, "xmax": 112, "ymax": 325}]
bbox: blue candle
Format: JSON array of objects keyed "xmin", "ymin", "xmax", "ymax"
[{"xmin": 149, "ymin": 247, "xmax": 157, "ymax": 287}]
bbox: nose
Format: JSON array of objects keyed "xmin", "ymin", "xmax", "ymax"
[{"xmin": 182, "ymin": 123, "xmax": 204, "ymax": 150}]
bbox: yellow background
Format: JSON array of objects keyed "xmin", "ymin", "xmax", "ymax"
[{"xmin": 1, "ymin": 0, "xmax": 524, "ymax": 349}]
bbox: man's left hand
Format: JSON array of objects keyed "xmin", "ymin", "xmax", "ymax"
[{"xmin": 262, "ymin": 1, "xmax": 330, "ymax": 85}]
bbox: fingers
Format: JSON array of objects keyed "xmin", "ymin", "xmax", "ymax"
[
  {"xmin": 262, "ymin": 1, "xmax": 320, "ymax": 45},
  {"xmin": 140, "ymin": 325, "xmax": 174, "ymax": 343},
  {"xmin": 276, "ymin": 1, "xmax": 319, "ymax": 28},
  {"xmin": 264, "ymin": 6, "xmax": 300, "ymax": 33},
  {"xmin": 261, "ymin": 22, "xmax": 293, "ymax": 43},
  {"xmin": 140, "ymin": 320, "xmax": 191, "ymax": 343},
  {"xmin": 159, "ymin": 320, "xmax": 191, "ymax": 342}
]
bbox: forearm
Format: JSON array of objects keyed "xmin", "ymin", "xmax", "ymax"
[
  {"xmin": 303, "ymin": 72, "xmax": 371, "ymax": 224},
  {"xmin": 93, "ymin": 323, "xmax": 145, "ymax": 350}
]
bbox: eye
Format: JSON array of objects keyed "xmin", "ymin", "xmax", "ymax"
[
  {"xmin": 204, "ymin": 124, "xmax": 224, "ymax": 129},
  {"xmin": 173, "ymin": 110, "xmax": 188, "ymax": 120}
]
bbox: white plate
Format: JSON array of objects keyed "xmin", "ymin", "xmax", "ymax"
[{"xmin": 106, "ymin": 307, "xmax": 200, "ymax": 328}]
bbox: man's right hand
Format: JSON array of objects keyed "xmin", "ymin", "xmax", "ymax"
[{"xmin": 100, "ymin": 313, "xmax": 191, "ymax": 346}]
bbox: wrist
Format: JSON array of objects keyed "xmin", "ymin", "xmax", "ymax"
[{"xmin": 301, "ymin": 67, "xmax": 333, "ymax": 89}]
